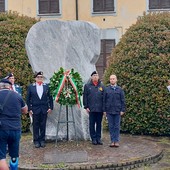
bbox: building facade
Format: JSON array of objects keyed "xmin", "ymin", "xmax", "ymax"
[{"xmin": 0, "ymin": 0, "xmax": 170, "ymax": 77}]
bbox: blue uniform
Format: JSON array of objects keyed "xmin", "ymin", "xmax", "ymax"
[
  {"xmin": 0, "ymin": 89, "xmax": 26, "ymax": 160},
  {"xmin": 26, "ymin": 83, "xmax": 53, "ymax": 145},
  {"xmin": 83, "ymin": 80, "xmax": 105, "ymax": 142},
  {"xmin": 103, "ymin": 85, "xmax": 126, "ymax": 143}
]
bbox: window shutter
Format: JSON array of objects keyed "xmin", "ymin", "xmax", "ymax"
[
  {"xmin": 39, "ymin": 0, "xmax": 59, "ymax": 14},
  {"xmin": 50, "ymin": 0, "xmax": 59, "ymax": 13},
  {"xmin": 93, "ymin": 0, "xmax": 103, "ymax": 12},
  {"xmin": 39, "ymin": 0, "xmax": 49, "ymax": 14},
  {"xmin": 105, "ymin": 0, "xmax": 114, "ymax": 11},
  {"xmin": 0, "ymin": 0, "xmax": 5, "ymax": 12},
  {"xmin": 161, "ymin": 0, "xmax": 170, "ymax": 9},
  {"xmin": 96, "ymin": 39, "xmax": 115, "ymax": 79},
  {"xmin": 149, "ymin": 0, "xmax": 160, "ymax": 9},
  {"xmin": 105, "ymin": 40, "xmax": 115, "ymax": 53}
]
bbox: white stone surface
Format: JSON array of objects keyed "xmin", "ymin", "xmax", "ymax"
[{"xmin": 25, "ymin": 20, "xmax": 101, "ymax": 140}]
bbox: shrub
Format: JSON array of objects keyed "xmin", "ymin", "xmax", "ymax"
[
  {"xmin": 0, "ymin": 11, "xmax": 38, "ymax": 132},
  {"xmin": 104, "ymin": 12, "xmax": 170, "ymax": 135}
]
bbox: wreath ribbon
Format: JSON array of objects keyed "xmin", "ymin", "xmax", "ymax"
[{"xmin": 54, "ymin": 70, "xmax": 82, "ymax": 107}]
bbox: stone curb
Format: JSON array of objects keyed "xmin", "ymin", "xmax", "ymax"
[{"xmin": 18, "ymin": 150, "xmax": 164, "ymax": 170}]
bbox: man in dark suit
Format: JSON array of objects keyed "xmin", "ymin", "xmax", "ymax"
[
  {"xmin": 26, "ymin": 71, "xmax": 53, "ymax": 148},
  {"xmin": 5, "ymin": 73, "xmax": 22, "ymax": 95},
  {"xmin": 83, "ymin": 71, "xmax": 105, "ymax": 145},
  {"xmin": 103, "ymin": 74, "xmax": 126, "ymax": 147}
]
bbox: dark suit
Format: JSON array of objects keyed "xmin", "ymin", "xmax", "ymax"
[
  {"xmin": 26, "ymin": 83, "xmax": 53, "ymax": 144},
  {"xmin": 103, "ymin": 85, "xmax": 126, "ymax": 143}
]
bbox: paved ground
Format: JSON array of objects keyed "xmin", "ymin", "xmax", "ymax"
[{"xmin": 17, "ymin": 132, "xmax": 170, "ymax": 170}]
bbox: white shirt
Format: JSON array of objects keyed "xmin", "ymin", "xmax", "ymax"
[
  {"xmin": 167, "ymin": 85, "xmax": 170, "ymax": 92},
  {"xmin": 36, "ymin": 83, "xmax": 43, "ymax": 99}
]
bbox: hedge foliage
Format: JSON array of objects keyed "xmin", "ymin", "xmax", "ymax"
[
  {"xmin": 0, "ymin": 11, "xmax": 38, "ymax": 132},
  {"xmin": 104, "ymin": 12, "xmax": 170, "ymax": 135}
]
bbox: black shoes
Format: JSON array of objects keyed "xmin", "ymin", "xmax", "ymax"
[
  {"xmin": 34, "ymin": 141, "xmax": 46, "ymax": 148},
  {"xmin": 40, "ymin": 141, "xmax": 46, "ymax": 148},
  {"xmin": 92, "ymin": 139, "xmax": 103, "ymax": 145},
  {"xmin": 34, "ymin": 143, "xmax": 40, "ymax": 148},
  {"xmin": 97, "ymin": 140, "xmax": 103, "ymax": 145},
  {"xmin": 92, "ymin": 140, "xmax": 97, "ymax": 145}
]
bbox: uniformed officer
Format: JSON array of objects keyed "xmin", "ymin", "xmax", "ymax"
[
  {"xmin": 103, "ymin": 75, "xmax": 126, "ymax": 147},
  {"xmin": 26, "ymin": 71, "xmax": 53, "ymax": 148},
  {"xmin": 83, "ymin": 71, "xmax": 105, "ymax": 145},
  {"xmin": 5, "ymin": 73, "xmax": 22, "ymax": 95},
  {"xmin": 0, "ymin": 78, "xmax": 28, "ymax": 170}
]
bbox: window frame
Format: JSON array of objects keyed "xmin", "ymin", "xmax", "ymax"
[
  {"xmin": 0, "ymin": 0, "xmax": 7, "ymax": 13},
  {"xmin": 147, "ymin": 0, "xmax": 170, "ymax": 11},
  {"xmin": 92, "ymin": 0, "xmax": 116, "ymax": 15},
  {"xmin": 37, "ymin": 0, "xmax": 61, "ymax": 16}
]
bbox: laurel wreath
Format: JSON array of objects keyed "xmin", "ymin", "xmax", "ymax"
[{"xmin": 49, "ymin": 67, "xmax": 83, "ymax": 106}]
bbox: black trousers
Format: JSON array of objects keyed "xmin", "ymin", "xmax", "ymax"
[
  {"xmin": 89, "ymin": 112, "xmax": 103, "ymax": 141},
  {"xmin": 33, "ymin": 113, "xmax": 47, "ymax": 144}
]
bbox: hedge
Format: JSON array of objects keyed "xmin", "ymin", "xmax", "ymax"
[
  {"xmin": 0, "ymin": 11, "xmax": 38, "ymax": 132},
  {"xmin": 104, "ymin": 12, "xmax": 170, "ymax": 135}
]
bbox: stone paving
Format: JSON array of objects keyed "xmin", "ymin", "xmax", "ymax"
[{"xmin": 17, "ymin": 132, "xmax": 169, "ymax": 170}]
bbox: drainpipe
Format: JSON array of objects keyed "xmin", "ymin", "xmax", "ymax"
[{"xmin": 76, "ymin": 0, "xmax": 78, "ymax": 20}]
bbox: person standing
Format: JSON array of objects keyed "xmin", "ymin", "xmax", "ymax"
[
  {"xmin": 5, "ymin": 73, "xmax": 22, "ymax": 95},
  {"xmin": 103, "ymin": 75, "xmax": 126, "ymax": 147},
  {"xmin": 26, "ymin": 71, "xmax": 53, "ymax": 148},
  {"xmin": 83, "ymin": 71, "xmax": 105, "ymax": 145},
  {"xmin": 0, "ymin": 78, "xmax": 28, "ymax": 170}
]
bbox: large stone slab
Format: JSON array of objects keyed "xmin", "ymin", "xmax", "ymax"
[
  {"xmin": 25, "ymin": 20, "xmax": 101, "ymax": 140},
  {"xmin": 44, "ymin": 151, "xmax": 88, "ymax": 164}
]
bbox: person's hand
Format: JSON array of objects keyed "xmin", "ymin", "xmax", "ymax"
[
  {"xmin": 47, "ymin": 109, "xmax": 52, "ymax": 114},
  {"xmin": 120, "ymin": 112, "xmax": 125, "ymax": 116},
  {"xmin": 86, "ymin": 108, "xmax": 90, "ymax": 113},
  {"xmin": 29, "ymin": 110, "xmax": 33, "ymax": 116}
]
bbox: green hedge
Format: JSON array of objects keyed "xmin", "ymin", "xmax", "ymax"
[
  {"xmin": 0, "ymin": 11, "xmax": 38, "ymax": 132},
  {"xmin": 104, "ymin": 12, "xmax": 170, "ymax": 135}
]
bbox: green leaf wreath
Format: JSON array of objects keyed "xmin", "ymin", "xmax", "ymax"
[{"xmin": 49, "ymin": 67, "xmax": 83, "ymax": 106}]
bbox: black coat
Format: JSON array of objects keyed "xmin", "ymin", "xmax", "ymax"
[
  {"xmin": 83, "ymin": 80, "xmax": 105, "ymax": 112},
  {"xmin": 26, "ymin": 83, "xmax": 53, "ymax": 114},
  {"xmin": 103, "ymin": 85, "xmax": 126, "ymax": 114}
]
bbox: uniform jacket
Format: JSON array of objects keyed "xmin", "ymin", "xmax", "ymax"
[
  {"xmin": 103, "ymin": 85, "xmax": 126, "ymax": 114},
  {"xmin": 26, "ymin": 83, "xmax": 53, "ymax": 114},
  {"xmin": 83, "ymin": 80, "xmax": 105, "ymax": 112}
]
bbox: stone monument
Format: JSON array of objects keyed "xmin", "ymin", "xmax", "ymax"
[{"xmin": 25, "ymin": 20, "xmax": 101, "ymax": 140}]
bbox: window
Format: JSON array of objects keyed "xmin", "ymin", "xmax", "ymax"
[
  {"xmin": 149, "ymin": 0, "xmax": 170, "ymax": 10},
  {"xmin": 96, "ymin": 39, "xmax": 115, "ymax": 79},
  {"xmin": 38, "ymin": 0, "xmax": 60, "ymax": 15},
  {"xmin": 0, "ymin": 0, "xmax": 5, "ymax": 13},
  {"xmin": 93, "ymin": 0, "xmax": 114, "ymax": 13}
]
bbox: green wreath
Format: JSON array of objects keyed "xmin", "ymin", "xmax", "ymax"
[{"xmin": 49, "ymin": 67, "xmax": 83, "ymax": 106}]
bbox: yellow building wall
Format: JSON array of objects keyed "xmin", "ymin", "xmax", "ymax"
[
  {"xmin": 8, "ymin": 0, "xmax": 37, "ymax": 18},
  {"xmin": 78, "ymin": 0, "xmax": 146, "ymax": 33},
  {"xmin": 7, "ymin": 0, "xmax": 147, "ymax": 34}
]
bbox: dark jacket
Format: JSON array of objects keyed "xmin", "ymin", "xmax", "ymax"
[
  {"xmin": 103, "ymin": 85, "xmax": 126, "ymax": 114},
  {"xmin": 83, "ymin": 80, "xmax": 105, "ymax": 112},
  {"xmin": 26, "ymin": 83, "xmax": 53, "ymax": 114},
  {"xmin": 0, "ymin": 89, "xmax": 26, "ymax": 130}
]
